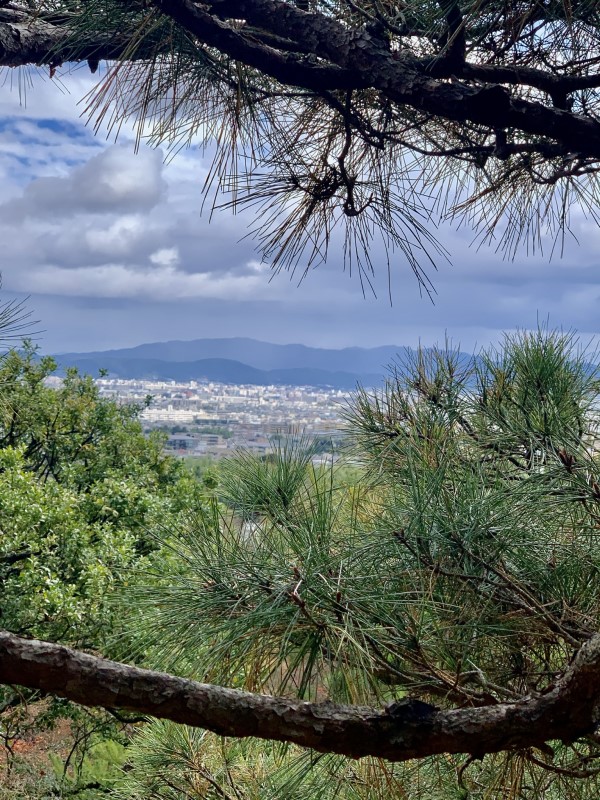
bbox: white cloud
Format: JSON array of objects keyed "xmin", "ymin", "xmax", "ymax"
[
  {"xmin": 1, "ymin": 70, "xmax": 600, "ymax": 354},
  {"xmin": 150, "ymin": 247, "xmax": 179, "ymax": 268},
  {"xmin": 84, "ymin": 216, "xmax": 149, "ymax": 257},
  {"xmin": 246, "ymin": 259, "xmax": 270, "ymax": 274}
]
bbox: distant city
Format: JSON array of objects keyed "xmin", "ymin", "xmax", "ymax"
[
  {"xmin": 48, "ymin": 336, "xmax": 429, "ymax": 460},
  {"xmin": 95, "ymin": 377, "xmax": 351, "ymax": 459}
]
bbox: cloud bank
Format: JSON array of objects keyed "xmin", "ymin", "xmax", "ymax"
[{"xmin": 0, "ymin": 68, "xmax": 600, "ymax": 354}]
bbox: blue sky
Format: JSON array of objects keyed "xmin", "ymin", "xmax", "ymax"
[{"xmin": 1, "ymin": 65, "xmax": 599, "ymax": 355}]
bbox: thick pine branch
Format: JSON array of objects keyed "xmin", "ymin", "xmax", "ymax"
[
  {"xmin": 0, "ymin": 7, "xmax": 149, "ymax": 66},
  {"xmin": 147, "ymin": 0, "xmax": 600, "ymax": 158},
  {"xmin": 3, "ymin": 0, "xmax": 600, "ymax": 159},
  {"xmin": 2, "ymin": 630, "xmax": 600, "ymax": 761}
]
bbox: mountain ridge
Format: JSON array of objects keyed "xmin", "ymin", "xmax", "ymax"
[
  {"xmin": 51, "ymin": 337, "xmax": 471, "ymax": 390},
  {"xmin": 53, "ymin": 355, "xmax": 382, "ymax": 390},
  {"xmin": 55, "ymin": 337, "xmax": 408, "ymax": 374}
]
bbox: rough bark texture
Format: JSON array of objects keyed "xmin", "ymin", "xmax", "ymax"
[
  {"xmin": 2, "ymin": 631, "xmax": 600, "ymax": 761},
  {"xmin": 157, "ymin": 0, "xmax": 600, "ymax": 155},
  {"xmin": 0, "ymin": 7, "xmax": 155, "ymax": 66},
  {"xmin": 2, "ymin": 1, "xmax": 600, "ymax": 161}
]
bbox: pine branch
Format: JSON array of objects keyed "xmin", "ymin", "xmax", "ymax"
[
  {"xmin": 3, "ymin": 1, "xmax": 600, "ymax": 159},
  {"xmin": 2, "ymin": 630, "xmax": 600, "ymax": 762}
]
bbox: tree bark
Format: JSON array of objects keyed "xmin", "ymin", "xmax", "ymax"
[
  {"xmin": 3, "ymin": 1, "xmax": 600, "ymax": 160},
  {"xmin": 2, "ymin": 630, "xmax": 600, "ymax": 761},
  {"xmin": 150, "ymin": 0, "xmax": 600, "ymax": 158},
  {"xmin": 0, "ymin": 6, "xmax": 166, "ymax": 67}
]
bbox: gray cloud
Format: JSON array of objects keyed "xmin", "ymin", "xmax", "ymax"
[
  {"xmin": 0, "ymin": 145, "xmax": 166, "ymax": 221},
  {"xmin": 33, "ymin": 214, "xmax": 168, "ymax": 269},
  {"xmin": 1, "ymin": 72, "xmax": 600, "ymax": 356}
]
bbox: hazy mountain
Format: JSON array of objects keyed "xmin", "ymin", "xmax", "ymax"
[
  {"xmin": 53, "ymin": 338, "xmax": 478, "ymax": 389},
  {"xmin": 56, "ymin": 337, "xmax": 406, "ymax": 374},
  {"xmin": 53, "ymin": 355, "xmax": 383, "ymax": 390}
]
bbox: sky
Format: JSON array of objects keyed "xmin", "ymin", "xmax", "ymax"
[{"xmin": 1, "ymin": 65, "xmax": 600, "ymax": 356}]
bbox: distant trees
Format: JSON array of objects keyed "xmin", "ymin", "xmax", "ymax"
[
  {"xmin": 3, "ymin": 2, "xmax": 600, "ymax": 279},
  {"xmin": 5, "ymin": 328, "xmax": 600, "ymax": 797}
]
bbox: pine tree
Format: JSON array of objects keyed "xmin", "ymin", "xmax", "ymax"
[
  {"xmin": 3, "ymin": 2, "xmax": 600, "ymax": 276},
  {"xmin": 4, "ymin": 328, "xmax": 600, "ymax": 796}
]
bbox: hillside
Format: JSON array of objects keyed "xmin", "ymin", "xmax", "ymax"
[
  {"xmin": 53, "ymin": 338, "xmax": 478, "ymax": 389},
  {"xmin": 54, "ymin": 354, "xmax": 382, "ymax": 389}
]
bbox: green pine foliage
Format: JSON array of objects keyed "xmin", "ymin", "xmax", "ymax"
[
  {"xmin": 117, "ymin": 328, "xmax": 600, "ymax": 799},
  {"xmin": 4, "ymin": 327, "xmax": 600, "ymax": 798}
]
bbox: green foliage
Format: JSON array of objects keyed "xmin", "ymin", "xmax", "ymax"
[
  {"xmin": 119, "ymin": 328, "xmax": 600, "ymax": 799},
  {"xmin": 0, "ymin": 344, "xmax": 209, "ymax": 797},
  {"xmin": 4, "ymin": 327, "xmax": 600, "ymax": 798},
  {"xmin": 0, "ymin": 445, "xmax": 136, "ymax": 642},
  {"xmin": 182, "ymin": 455, "xmax": 219, "ymax": 489},
  {"xmin": 48, "ymin": 736, "xmax": 128, "ymax": 795},
  {"xmin": 0, "ymin": 345, "xmax": 200, "ymax": 644},
  {"xmin": 218, "ymin": 436, "xmax": 320, "ymax": 523},
  {"xmin": 0, "ymin": 344, "xmax": 179, "ymax": 491},
  {"xmin": 0, "ymin": 709, "xmax": 129, "ymax": 800},
  {"xmin": 111, "ymin": 719, "xmax": 465, "ymax": 800}
]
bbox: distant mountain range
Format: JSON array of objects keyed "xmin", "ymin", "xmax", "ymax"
[
  {"xmin": 52, "ymin": 338, "xmax": 402, "ymax": 389},
  {"xmin": 57, "ymin": 337, "xmax": 405, "ymax": 371},
  {"xmin": 52, "ymin": 337, "xmax": 451, "ymax": 389},
  {"xmin": 50, "ymin": 337, "xmax": 598, "ymax": 389}
]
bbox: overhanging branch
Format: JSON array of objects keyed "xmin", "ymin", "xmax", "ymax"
[
  {"xmin": 148, "ymin": 0, "xmax": 600, "ymax": 158},
  {"xmin": 4, "ymin": 0, "xmax": 600, "ymax": 160},
  {"xmin": 2, "ymin": 630, "xmax": 600, "ymax": 761},
  {"xmin": 0, "ymin": 11, "xmax": 140, "ymax": 66}
]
